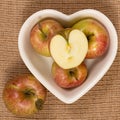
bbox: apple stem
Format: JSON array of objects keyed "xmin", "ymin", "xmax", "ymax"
[
  {"xmin": 23, "ymin": 89, "xmax": 35, "ymax": 97},
  {"xmin": 87, "ymin": 33, "xmax": 94, "ymax": 40},
  {"xmin": 38, "ymin": 23, "xmax": 47, "ymax": 39},
  {"xmin": 69, "ymin": 70, "xmax": 75, "ymax": 76},
  {"xmin": 69, "ymin": 69, "xmax": 78, "ymax": 81}
]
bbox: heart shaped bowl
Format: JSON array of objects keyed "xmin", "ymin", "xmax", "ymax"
[{"xmin": 18, "ymin": 9, "xmax": 118, "ymax": 104}]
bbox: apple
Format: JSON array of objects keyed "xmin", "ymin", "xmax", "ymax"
[
  {"xmin": 73, "ymin": 18, "xmax": 109, "ymax": 58},
  {"xmin": 50, "ymin": 28, "xmax": 88, "ymax": 69},
  {"xmin": 52, "ymin": 62, "xmax": 88, "ymax": 88},
  {"xmin": 3, "ymin": 74, "xmax": 47, "ymax": 116},
  {"xmin": 30, "ymin": 19, "xmax": 63, "ymax": 57}
]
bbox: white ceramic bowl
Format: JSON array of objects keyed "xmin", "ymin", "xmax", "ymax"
[{"xmin": 18, "ymin": 9, "xmax": 118, "ymax": 104}]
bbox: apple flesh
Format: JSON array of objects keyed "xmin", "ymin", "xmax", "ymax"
[
  {"xmin": 3, "ymin": 75, "xmax": 47, "ymax": 116},
  {"xmin": 73, "ymin": 18, "xmax": 109, "ymax": 59},
  {"xmin": 52, "ymin": 62, "xmax": 88, "ymax": 88},
  {"xmin": 30, "ymin": 19, "xmax": 63, "ymax": 57},
  {"xmin": 50, "ymin": 29, "xmax": 88, "ymax": 69}
]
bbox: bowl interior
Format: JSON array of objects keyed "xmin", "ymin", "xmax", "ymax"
[{"xmin": 18, "ymin": 9, "xmax": 118, "ymax": 104}]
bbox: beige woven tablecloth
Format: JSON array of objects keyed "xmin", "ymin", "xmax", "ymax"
[{"xmin": 0, "ymin": 0, "xmax": 120, "ymax": 120}]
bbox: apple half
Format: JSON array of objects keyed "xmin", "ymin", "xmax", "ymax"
[{"xmin": 50, "ymin": 29, "xmax": 88, "ymax": 69}]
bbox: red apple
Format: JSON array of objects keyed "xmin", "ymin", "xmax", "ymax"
[
  {"xmin": 3, "ymin": 74, "xmax": 47, "ymax": 116},
  {"xmin": 73, "ymin": 18, "xmax": 109, "ymax": 59},
  {"xmin": 51, "ymin": 62, "xmax": 88, "ymax": 88},
  {"xmin": 30, "ymin": 19, "xmax": 64, "ymax": 57}
]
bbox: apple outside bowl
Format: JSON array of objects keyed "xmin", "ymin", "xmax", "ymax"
[{"xmin": 18, "ymin": 9, "xmax": 118, "ymax": 104}]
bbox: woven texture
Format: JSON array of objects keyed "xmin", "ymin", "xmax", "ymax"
[{"xmin": 0, "ymin": 0, "xmax": 120, "ymax": 120}]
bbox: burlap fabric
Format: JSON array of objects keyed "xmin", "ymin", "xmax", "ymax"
[{"xmin": 0, "ymin": 0, "xmax": 120, "ymax": 120}]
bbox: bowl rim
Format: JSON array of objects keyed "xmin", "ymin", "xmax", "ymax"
[{"xmin": 18, "ymin": 9, "xmax": 118, "ymax": 104}]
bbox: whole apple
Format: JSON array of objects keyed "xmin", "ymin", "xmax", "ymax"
[
  {"xmin": 3, "ymin": 74, "xmax": 47, "ymax": 116},
  {"xmin": 73, "ymin": 18, "xmax": 109, "ymax": 59},
  {"xmin": 50, "ymin": 28, "xmax": 88, "ymax": 69},
  {"xmin": 51, "ymin": 62, "xmax": 88, "ymax": 88},
  {"xmin": 30, "ymin": 19, "xmax": 63, "ymax": 57}
]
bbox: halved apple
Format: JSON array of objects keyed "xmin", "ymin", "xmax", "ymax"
[{"xmin": 50, "ymin": 29, "xmax": 88, "ymax": 69}]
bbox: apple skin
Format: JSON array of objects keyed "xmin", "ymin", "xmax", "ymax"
[
  {"xmin": 73, "ymin": 18, "xmax": 109, "ymax": 59},
  {"xmin": 30, "ymin": 19, "xmax": 64, "ymax": 57},
  {"xmin": 3, "ymin": 75, "xmax": 47, "ymax": 117},
  {"xmin": 51, "ymin": 62, "xmax": 88, "ymax": 89}
]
